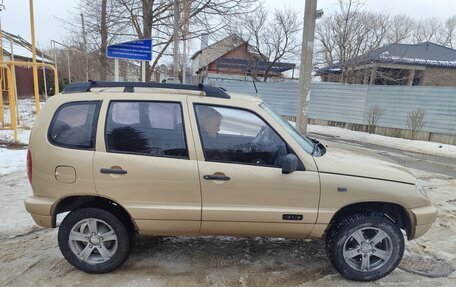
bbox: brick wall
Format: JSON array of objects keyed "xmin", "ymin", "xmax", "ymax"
[{"xmin": 422, "ymin": 67, "xmax": 456, "ymax": 87}]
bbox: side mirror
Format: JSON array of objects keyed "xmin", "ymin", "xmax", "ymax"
[{"xmin": 282, "ymin": 154, "xmax": 298, "ymax": 174}]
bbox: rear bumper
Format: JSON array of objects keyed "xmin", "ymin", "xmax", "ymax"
[
  {"xmin": 24, "ymin": 195, "xmax": 57, "ymax": 228},
  {"xmin": 409, "ymin": 205, "xmax": 438, "ymax": 239}
]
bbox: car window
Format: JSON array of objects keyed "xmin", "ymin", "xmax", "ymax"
[
  {"xmin": 194, "ymin": 104, "xmax": 302, "ymax": 169},
  {"xmin": 48, "ymin": 101, "xmax": 100, "ymax": 149},
  {"xmin": 261, "ymin": 103, "xmax": 315, "ymax": 154},
  {"xmin": 106, "ymin": 101, "xmax": 188, "ymax": 159}
]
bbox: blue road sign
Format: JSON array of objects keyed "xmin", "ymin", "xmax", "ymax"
[{"xmin": 107, "ymin": 39, "xmax": 152, "ymax": 61}]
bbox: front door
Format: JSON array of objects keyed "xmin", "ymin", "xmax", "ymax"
[
  {"xmin": 93, "ymin": 98, "xmax": 201, "ymax": 235},
  {"xmin": 189, "ymin": 101, "xmax": 320, "ymax": 238}
]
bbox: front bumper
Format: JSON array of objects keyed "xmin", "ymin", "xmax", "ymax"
[
  {"xmin": 24, "ymin": 195, "xmax": 57, "ymax": 228},
  {"xmin": 409, "ymin": 205, "xmax": 438, "ymax": 239}
]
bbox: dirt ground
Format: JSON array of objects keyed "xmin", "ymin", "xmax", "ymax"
[{"xmin": 1, "ymin": 137, "xmax": 456, "ymax": 287}]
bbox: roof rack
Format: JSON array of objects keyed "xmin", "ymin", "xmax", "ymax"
[{"xmin": 61, "ymin": 80, "xmax": 231, "ymax": 99}]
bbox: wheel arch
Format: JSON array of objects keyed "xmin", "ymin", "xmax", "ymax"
[
  {"xmin": 52, "ymin": 195, "xmax": 137, "ymax": 234},
  {"xmin": 326, "ymin": 201, "xmax": 413, "ymax": 239}
]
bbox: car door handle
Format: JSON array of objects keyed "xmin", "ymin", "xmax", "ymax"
[
  {"xmin": 203, "ymin": 174, "xmax": 230, "ymax": 181},
  {"xmin": 100, "ymin": 168, "xmax": 127, "ymax": 175}
]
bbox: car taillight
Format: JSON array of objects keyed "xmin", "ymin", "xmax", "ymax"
[{"xmin": 27, "ymin": 147, "xmax": 32, "ymax": 184}]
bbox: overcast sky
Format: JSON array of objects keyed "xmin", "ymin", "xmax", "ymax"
[{"xmin": 2, "ymin": 0, "xmax": 456, "ymax": 50}]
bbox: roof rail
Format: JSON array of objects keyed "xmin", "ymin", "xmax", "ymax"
[{"xmin": 61, "ymin": 80, "xmax": 231, "ymax": 99}]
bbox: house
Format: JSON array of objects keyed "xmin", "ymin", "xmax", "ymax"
[
  {"xmin": 1, "ymin": 30, "xmax": 54, "ymax": 98},
  {"xmin": 317, "ymin": 42, "xmax": 456, "ymax": 87},
  {"xmin": 191, "ymin": 34, "xmax": 296, "ymax": 82}
]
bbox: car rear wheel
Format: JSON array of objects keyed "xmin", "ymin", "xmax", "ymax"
[
  {"xmin": 58, "ymin": 207, "xmax": 131, "ymax": 273},
  {"xmin": 325, "ymin": 212, "xmax": 404, "ymax": 281}
]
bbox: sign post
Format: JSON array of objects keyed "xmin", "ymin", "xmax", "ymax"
[{"xmin": 107, "ymin": 39, "xmax": 152, "ymax": 82}]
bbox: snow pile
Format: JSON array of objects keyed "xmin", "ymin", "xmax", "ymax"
[
  {"xmin": 1, "ymin": 99, "xmax": 38, "ymax": 176},
  {"xmin": 308, "ymin": 125, "xmax": 456, "ymax": 158},
  {"xmin": 0, "ymin": 146, "xmax": 28, "ymax": 176}
]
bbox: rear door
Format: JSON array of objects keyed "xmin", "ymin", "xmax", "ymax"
[{"xmin": 93, "ymin": 95, "xmax": 201, "ymax": 235}]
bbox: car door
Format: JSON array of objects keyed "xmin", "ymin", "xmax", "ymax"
[
  {"xmin": 93, "ymin": 95, "xmax": 201, "ymax": 235},
  {"xmin": 188, "ymin": 98, "xmax": 321, "ymax": 238}
]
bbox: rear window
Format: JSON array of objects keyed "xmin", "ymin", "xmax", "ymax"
[
  {"xmin": 48, "ymin": 101, "xmax": 101, "ymax": 149},
  {"xmin": 105, "ymin": 101, "xmax": 188, "ymax": 159}
]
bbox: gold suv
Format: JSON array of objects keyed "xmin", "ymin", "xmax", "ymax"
[{"xmin": 24, "ymin": 81, "xmax": 437, "ymax": 281}]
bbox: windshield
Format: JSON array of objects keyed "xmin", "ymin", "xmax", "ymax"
[{"xmin": 261, "ymin": 103, "xmax": 315, "ymax": 155}]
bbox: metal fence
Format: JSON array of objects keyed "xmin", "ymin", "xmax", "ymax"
[{"xmin": 210, "ymin": 79, "xmax": 456, "ymax": 136}]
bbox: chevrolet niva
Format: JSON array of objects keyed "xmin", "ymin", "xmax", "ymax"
[{"xmin": 25, "ymin": 81, "xmax": 437, "ymax": 281}]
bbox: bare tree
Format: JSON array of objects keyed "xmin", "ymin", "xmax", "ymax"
[
  {"xmin": 413, "ymin": 18, "xmax": 441, "ymax": 43},
  {"xmin": 61, "ymin": 0, "xmax": 258, "ymax": 82},
  {"xmin": 436, "ymin": 16, "xmax": 456, "ymax": 48},
  {"xmin": 386, "ymin": 15, "xmax": 415, "ymax": 43},
  {"xmin": 114, "ymin": 0, "xmax": 258, "ymax": 81},
  {"xmin": 315, "ymin": 0, "xmax": 390, "ymax": 68},
  {"xmin": 406, "ymin": 108, "xmax": 426, "ymax": 140},
  {"xmin": 239, "ymin": 6, "xmax": 301, "ymax": 82},
  {"xmin": 61, "ymin": 0, "xmax": 130, "ymax": 80},
  {"xmin": 364, "ymin": 105, "xmax": 385, "ymax": 134}
]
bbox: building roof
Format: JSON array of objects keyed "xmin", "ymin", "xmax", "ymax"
[
  {"xmin": 191, "ymin": 34, "xmax": 295, "ymax": 74},
  {"xmin": 1, "ymin": 30, "xmax": 53, "ymax": 63},
  {"xmin": 191, "ymin": 34, "xmax": 247, "ymax": 70},
  {"xmin": 318, "ymin": 42, "xmax": 456, "ymax": 74}
]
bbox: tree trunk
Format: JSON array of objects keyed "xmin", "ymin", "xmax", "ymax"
[
  {"xmin": 99, "ymin": 0, "xmax": 108, "ymax": 80},
  {"xmin": 142, "ymin": 0, "xmax": 153, "ymax": 81}
]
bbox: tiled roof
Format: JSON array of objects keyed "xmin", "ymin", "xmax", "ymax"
[{"xmin": 318, "ymin": 42, "xmax": 456, "ymax": 74}]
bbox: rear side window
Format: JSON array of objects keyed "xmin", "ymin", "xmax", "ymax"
[
  {"xmin": 48, "ymin": 101, "xmax": 100, "ymax": 149},
  {"xmin": 106, "ymin": 101, "xmax": 188, "ymax": 159}
]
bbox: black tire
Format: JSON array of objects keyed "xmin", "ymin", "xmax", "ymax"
[
  {"xmin": 58, "ymin": 207, "xmax": 131, "ymax": 273},
  {"xmin": 325, "ymin": 212, "xmax": 404, "ymax": 281}
]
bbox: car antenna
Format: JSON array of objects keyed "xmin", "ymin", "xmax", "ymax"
[{"xmin": 252, "ymin": 80, "xmax": 259, "ymax": 97}]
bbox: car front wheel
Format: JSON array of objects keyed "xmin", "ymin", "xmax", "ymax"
[
  {"xmin": 58, "ymin": 207, "xmax": 131, "ymax": 273},
  {"xmin": 325, "ymin": 212, "xmax": 404, "ymax": 281}
]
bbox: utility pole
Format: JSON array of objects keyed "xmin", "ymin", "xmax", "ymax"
[
  {"xmin": 81, "ymin": 13, "xmax": 89, "ymax": 81},
  {"xmin": 296, "ymin": 0, "xmax": 318, "ymax": 133},
  {"xmin": 173, "ymin": 0, "xmax": 180, "ymax": 82}
]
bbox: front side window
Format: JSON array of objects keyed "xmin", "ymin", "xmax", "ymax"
[
  {"xmin": 195, "ymin": 104, "xmax": 302, "ymax": 169},
  {"xmin": 48, "ymin": 101, "xmax": 100, "ymax": 149},
  {"xmin": 106, "ymin": 101, "xmax": 188, "ymax": 159},
  {"xmin": 261, "ymin": 103, "xmax": 315, "ymax": 154}
]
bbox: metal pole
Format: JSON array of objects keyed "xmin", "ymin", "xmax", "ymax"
[
  {"xmin": 173, "ymin": 0, "xmax": 179, "ymax": 82},
  {"xmin": 67, "ymin": 48, "xmax": 71, "ymax": 83},
  {"xmin": 141, "ymin": 61, "xmax": 146, "ymax": 82},
  {"xmin": 8, "ymin": 35, "xmax": 19, "ymax": 124},
  {"xmin": 296, "ymin": 0, "xmax": 317, "ymax": 134},
  {"xmin": 0, "ymin": 16, "xmax": 4, "ymax": 127},
  {"xmin": 6, "ymin": 65, "xmax": 17, "ymax": 142},
  {"xmin": 38, "ymin": 42, "xmax": 47, "ymax": 100},
  {"xmin": 182, "ymin": 36, "xmax": 186, "ymax": 84},
  {"xmin": 114, "ymin": 58, "xmax": 119, "ymax": 81},
  {"xmin": 52, "ymin": 40, "xmax": 58, "ymax": 72},
  {"xmin": 29, "ymin": 0, "xmax": 40, "ymax": 114},
  {"xmin": 81, "ymin": 13, "xmax": 89, "ymax": 81}
]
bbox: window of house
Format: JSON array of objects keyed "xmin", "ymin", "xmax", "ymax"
[{"xmin": 106, "ymin": 101, "xmax": 188, "ymax": 159}]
